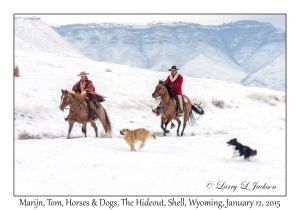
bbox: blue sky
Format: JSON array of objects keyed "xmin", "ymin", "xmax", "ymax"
[{"xmin": 23, "ymin": 14, "xmax": 285, "ymax": 30}]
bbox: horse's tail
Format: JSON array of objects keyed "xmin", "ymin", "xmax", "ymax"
[
  {"xmin": 191, "ymin": 103, "xmax": 204, "ymax": 115},
  {"xmin": 188, "ymin": 103, "xmax": 204, "ymax": 126},
  {"xmin": 103, "ymin": 108, "xmax": 112, "ymax": 135},
  {"xmin": 188, "ymin": 110, "xmax": 197, "ymax": 126}
]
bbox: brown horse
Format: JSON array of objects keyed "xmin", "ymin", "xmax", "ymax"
[
  {"xmin": 152, "ymin": 81, "xmax": 204, "ymax": 136},
  {"xmin": 59, "ymin": 89, "xmax": 112, "ymax": 139}
]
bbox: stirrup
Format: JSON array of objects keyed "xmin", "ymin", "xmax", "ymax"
[
  {"xmin": 177, "ymin": 111, "xmax": 184, "ymax": 116},
  {"xmin": 152, "ymin": 105, "xmax": 161, "ymax": 116},
  {"xmin": 83, "ymin": 101, "xmax": 88, "ymax": 109}
]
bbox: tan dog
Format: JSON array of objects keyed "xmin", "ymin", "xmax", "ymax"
[{"xmin": 120, "ymin": 128, "xmax": 156, "ymax": 151}]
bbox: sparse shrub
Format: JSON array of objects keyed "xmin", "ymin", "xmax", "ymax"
[
  {"xmin": 215, "ymin": 130, "xmax": 228, "ymax": 135},
  {"xmin": 212, "ymin": 98, "xmax": 225, "ymax": 109},
  {"xmin": 247, "ymin": 92, "xmax": 285, "ymax": 106},
  {"xmin": 105, "ymin": 68, "xmax": 112, "ymax": 72},
  {"xmin": 42, "ymin": 133, "xmax": 57, "ymax": 138},
  {"xmin": 14, "ymin": 66, "xmax": 19, "ymax": 77},
  {"xmin": 17, "ymin": 130, "xmax": 107, "ymax": 140},
  {"xmin": 18, "ymin": 132, "xmax": 41, "ymax": 140}
]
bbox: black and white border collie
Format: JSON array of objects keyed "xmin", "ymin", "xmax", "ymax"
[{"xmin": 227, "ymin": 138, "xmax": 257, "ymax": 160}]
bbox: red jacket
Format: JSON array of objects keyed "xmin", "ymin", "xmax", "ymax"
[
  {"xmin": 72, "ymin": 77, "xmax": 104, "ymax": 103},
  {"xmin": 165, "ymin": 73, "xmax": 183, "ymax": 95}
]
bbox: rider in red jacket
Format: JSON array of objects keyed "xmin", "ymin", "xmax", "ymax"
[
  {"xmin": 165, "ymin": 65, "xmax": 184, "ymax": 116},
  {"xmin": 64, "ymin": 71, "xmax": 104, "ymax": 121}
]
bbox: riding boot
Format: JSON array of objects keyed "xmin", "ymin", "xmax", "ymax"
[
  {"xmin": 92, "ymin": 110, "xmax": 97, "ymax": 121},
  {"xmin": 177, "ymin": 95, "xmax": 184, "ymax": 116},
  {"xmin": 152, "ymin": 104, "xmax": 161, "ymax": 116},
  {"xmin": 64, "ymin": 114, "xmax": 69, "ymax": 121},
  {"xmin": 89, "ymin": 101, "xmax": 98, "ymax": 121}
]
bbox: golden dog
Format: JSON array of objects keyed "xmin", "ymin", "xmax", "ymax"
[{"xmin": 120, "ymin": 128, "xmax": 156, "ymax": 151}]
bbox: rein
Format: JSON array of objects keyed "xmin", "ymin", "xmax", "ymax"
[
  {"xmin": 67, "ymin": 93, "xmax": 85, "ymax": 117},
  {"xmin": 161, "ymin": 98, "xmax": 172, "ymax": 116},
  {"xmin": 70, "ymin": 102, "xmax": 82, "ymax": 116}
]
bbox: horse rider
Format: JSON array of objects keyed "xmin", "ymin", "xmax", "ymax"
[
  {"xmin": 64, "ymin": 71, "xmax": 105, "ymax": 121},
  {"xmin": 164, "ymin": 65, "xmax": 184, "ymax": 116}
]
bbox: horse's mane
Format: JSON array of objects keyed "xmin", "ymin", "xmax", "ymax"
[
  {"xmin": 70, "ymin": 90, "xmax": 87, "ymax": 100},
  {"xmin": 159, "ymin": 80, "xmax": 177, "ymax": 100}
]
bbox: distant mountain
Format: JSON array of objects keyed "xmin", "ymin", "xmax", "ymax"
[{"xmin": 53, "ymin": 20, "xmax": 286, "ymax": 91}]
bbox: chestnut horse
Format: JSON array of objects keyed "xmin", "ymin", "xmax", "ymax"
[
  {"xmin": 152, "ymin": 81, "xmax": 204, "ymax": 136},
  {"xmin": 59, "ymin": 89, "xmax": 112, "ymax": 139}
]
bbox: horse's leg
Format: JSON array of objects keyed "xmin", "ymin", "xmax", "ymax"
[
  {"xmin": 160, "ymin": 117, "xmax": 169, "ymax": 136},
  {"xmin": 162, "ymin": 116, "xmax": 173, "ymax": 136},
  {"xmin": 164, "ymin": 120, "xmax": 171, "ymax": 133},
  {"xmin": 90, "ymin": 120, "xmax": 98, "ymax": 137},
  {"xmin": 174, "ymin": 118, "xmax": 181, "ymax": 136},
  {"xmin": 181, "ymin": 116, "xmax": 188, "ymax": 137},
  {"xmin": 160, "ymin": 116, "xmax": 165, "ymax": 131},
  {"xmin": 67, "ymin": 120, "xmax": 75, "ymax": 139},
  {"xmin": 181, "ymin": 105, "xmax": 191, "ymax": 136},
  {"xmin": 82, "ymin": 121, "xmax": 88, "ymax": 137}
]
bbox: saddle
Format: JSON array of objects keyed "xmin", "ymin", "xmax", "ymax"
[
  {"xmin": 86, "ymin": 101, "xmax": 101, "ymax": 121},
  {"xmin": 64, "ymin": 90, "xmax": 101, "ymax": 122},
  {"xmin": 152, "ymin": 97, "xmax": 185, "ymax": 117},
  {"xmin": 173, "ymin": 96, "xmax": 185, "ymax": 117}
]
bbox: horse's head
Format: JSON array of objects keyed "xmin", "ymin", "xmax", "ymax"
[
  {"xmin": 152, "ymin": 83, "xmax": 167, "ymax": 99},
  {"xmin": 59, "ymin": 89, "xmax": 71, "ymax": 111}
]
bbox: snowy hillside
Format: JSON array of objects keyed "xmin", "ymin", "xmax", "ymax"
[
  {"xmin": 15, "ymin": 16, "xmax": 87, "ymax": 59},
  {"xmin": 14, "ymin": 16, "xmax": 286, "ymax": 196},
  {"xmin": 53, "ymin": 20, "xmax": 286, "ymax": 91},
  {"xmin": 241, "ymin": 52, "xmax": 285, "ymax": 90}
]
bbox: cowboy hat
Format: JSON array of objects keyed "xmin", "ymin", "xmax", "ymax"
[
  {"xmin": 77, "ymin": 71, "xmax": 89, "ymax": 76},
  {"xmin": 169, "ymin": 65, "xmax": 179, "ymax": 71}
]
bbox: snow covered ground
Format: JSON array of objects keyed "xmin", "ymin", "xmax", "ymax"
[
  {"xmin": 14, "ymin": 16, "xmax": 286, "ymax": 196},
  {"xmin": 15, "ymin": 132, "xmax": 285, "ymax": 196}
]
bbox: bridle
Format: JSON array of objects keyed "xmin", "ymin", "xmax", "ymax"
[
  {"xmin": 153, "ymin": 84, "xmax": 165, "ymax": 99},
  {"xmin": 152, "ymin": 84, "xmax": 172, "ymax": 116},
  {"xmin": 59, "ymin": 90, "xmax": 72, "ymax": 111},
  {"xmin": 59, "ymin": 90, "xmax": 85, "ymax": 118}
]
